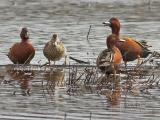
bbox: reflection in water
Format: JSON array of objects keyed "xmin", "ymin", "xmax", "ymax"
[
  {"xmin": 7, "ymin": 69, "xmax": 34, "ymax": 96},
  {"xmin": 98, "ymin": 74, "xmax": 121, "ymax": 106},
  {"xmin": 44, "ymin": 69, "xmax": 65, "ymax": 87},
  {"xmin": 42, "ymin": 69, "xmax": 65, "ymax": 100},
  {"xmin": 106, "ymin": 82, "xmax": 121, "ymax": 106}
]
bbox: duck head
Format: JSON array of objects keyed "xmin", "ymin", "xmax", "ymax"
[
  {"xmin": 51, "ymin": 33, "xmax": 59, "ymax": 43},
  {"xmin": 20, "ymin": 27, "xmax": 29, "ymax": 41},
  {"xmin": 103, "ymin": 17, "xmax": 120, "ymax": 36}
]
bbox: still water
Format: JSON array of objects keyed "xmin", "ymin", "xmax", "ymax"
[{"xmin": 0, "ymin": 0, "xmax": 160, "ymax": 119}]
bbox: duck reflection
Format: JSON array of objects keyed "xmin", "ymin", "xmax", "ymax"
[
  {"xmin": 7, "ymin": 69, "xmax": 34, "ymax": 96},
  {"xmin": 98, "ymin": 75, "xmax": 121, "ymax": 106},
  {"xmin": 42, "ymin": 69, "xmax": 65, "ymax": 98},
  {"xmin": 44, "ymin": 69, "xmax": 65, "ymax": 86}
]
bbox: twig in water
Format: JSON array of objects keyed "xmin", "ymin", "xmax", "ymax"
[
  {"xmin": 87, "ymin": 25, "xmax": 92, "ymax": 41},
  {"xmin": 134, "ymin": 51, "xmax": 155, "ymax": 70},
  {"xmin": 40, "ymin": 62, "xmax": 49, "ymax": 67},
  {"xmin": 64, "ymin": 112, "xmax": 67, "ymax": 120},
  {"xmin": 86, "ymin": 25, "xmax": 93, "ymax": 49},
  {"xmin": 69, "ymin": 56, "xmax": 90, "ymax": 64},
  {"xmin": 89, "ymin": 112, "xmax": 92, "ymax": 120},
  {"xmin": 148, "ymin": 0, "xmax": 151, "ymax": 9}
]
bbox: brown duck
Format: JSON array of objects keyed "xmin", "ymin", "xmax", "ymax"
[
  {"xmin": 8, "ymin": 28, "xmax": 35, "ymax": 64},
  {"xmin": 97, "ymin": 34, "xmax": 122, "ymax": 75},
  {"xmin": 103, "ymin": 17, "xmax": 151, "ymax": 66}
]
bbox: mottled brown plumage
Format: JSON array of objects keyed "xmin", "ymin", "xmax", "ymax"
[
  {"xmin": 97, "ymin": 34, "xmax": 122, "ymax": 75},
  {"xmin": 43, "ymin": 33, "xmax": 67, "ymax": 64},
  {"xmin": 8, "ymin": 28, "xmax": 35, "ymax": 64}
]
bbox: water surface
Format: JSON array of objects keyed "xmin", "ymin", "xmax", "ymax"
[{"xmin": 0, "ymin": 0, "xmax": 160, "ymax": 119}]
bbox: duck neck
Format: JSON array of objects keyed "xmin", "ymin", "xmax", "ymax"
[
  {"xmin": 107, "ymin": 42, "xmax": 114, "ymax": 50},
  {"xmin": 107, "ymin": 45, "xmax": 114, "ymax": 50},
  {"xmin": 112, "ymin": 28, "xmax": 120, "ymax": 37},
  {"xmin": 51, "ymin": 37, "xmax": 60, "ymax": 47},
  {"xmin": 21, "ymin": 38, "xmax": 28, "ymax": 42},
  {"xmin": 51, "ymin": 38, "xmax": 59, "ymax": 43}
]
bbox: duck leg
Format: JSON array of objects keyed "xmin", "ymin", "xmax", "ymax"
[
  {"xmin": 64, "ymin": 55, "xmax": 67, "ymax": 65},
  {"xmin": 137, "ymin": 55, "xmax": 142, "ymax": 66},
  {"xmin": 111, "ymin": 64, "xmax": 116, "ymax": 90},
  {"xmin": 134, "ymin": 55, "xmax": 143, "ymax": 71},
  {"xmin": 124, "ymin": 61, "xmax": 127, "ymax": 70},
  {"xmin": 113, "ymin": 69, "xmax": 116, "ymax": 82},
  {"xmin": 48, "ymin": 59, "xmax": 51, "ymax": 66},
  {"xmin": 124, "ymin": 61, "xmax": 129, "ymax": 76}
]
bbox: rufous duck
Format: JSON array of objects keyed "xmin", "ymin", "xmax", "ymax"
[
  {"xmin": 97, "ymin": 34, "xmax": 122, "ymax": 75},
  {"xmin": 103, "ymin": 17, "xmax": 151, "ymax": 66},
  {"xmin": 8, "ymin": 27, "xmax": 35, "ymax": 64}
]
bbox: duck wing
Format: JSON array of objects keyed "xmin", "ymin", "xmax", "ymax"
[
  {"xmin": 121, "ymin": 37, "xmax": 152, "ymax": 58},
  {"xmin": 97, "ymin": 49, "xmax": 114, "ymax": 73}
]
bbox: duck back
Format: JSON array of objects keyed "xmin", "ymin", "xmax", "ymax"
[{"xmin": 97, "ymin": 49, "xmax": 114, "ymax": 74}]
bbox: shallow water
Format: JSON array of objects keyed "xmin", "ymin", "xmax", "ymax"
[
  {"xmin": 0, "ymin": 0, "xmax": 160, "ymax": 119},
  {"xmin": 0, "ymin": 64, "xmax": 160, "ymax": 120}
]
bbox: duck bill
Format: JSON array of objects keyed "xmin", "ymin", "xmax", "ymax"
[{"xmin": 102, "ymin": 21, "xmax": 111, "ymax": 26}]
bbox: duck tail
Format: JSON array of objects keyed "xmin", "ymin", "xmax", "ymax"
[
  {"xmin": 141, "ymin": 48, "xmax": 152, "ymax": 58},
  {"xmin": 139, "ymin": 40, "xmax": 152, "ymax": 58}
]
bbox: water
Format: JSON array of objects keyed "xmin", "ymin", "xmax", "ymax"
[{"xmin": 0, "ymin": 0, "xmax": 160, "ymax": 119}]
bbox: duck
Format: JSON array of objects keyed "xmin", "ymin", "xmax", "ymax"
[
  {"xmin": 103, "ymin": 17, "xmax": 151, "ymax": 66},
  {"xmin": 43, "ymin": 33, "xmax": 67, "ymax": 65},
  {"xmin": 8, "ymin": 27, "xmax": 35, "ymax": 64},
  {"xmin": 97, "ymin": 34, "xmax": 122, "ymax": 75}
]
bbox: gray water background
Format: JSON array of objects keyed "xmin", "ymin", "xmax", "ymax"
[{"xmin": 0, "ymin": 0, "xmax": 160, "ymax": 119}]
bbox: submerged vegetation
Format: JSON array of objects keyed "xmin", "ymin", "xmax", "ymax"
[{"xmin": 1, "ymin": 49, "xmax": 160, "ymax": 100}]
